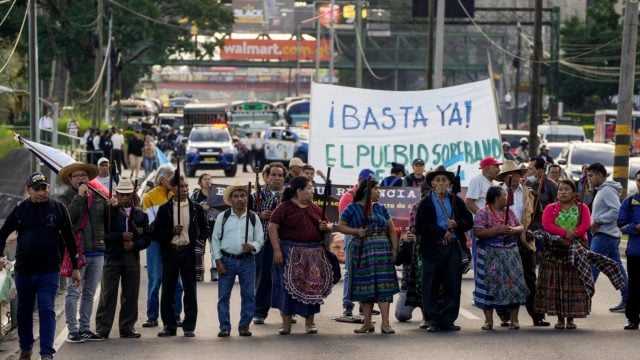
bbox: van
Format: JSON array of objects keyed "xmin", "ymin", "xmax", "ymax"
[{"xmin": 538, "ymin": 124, "xmax": 586, "ymax": 142}]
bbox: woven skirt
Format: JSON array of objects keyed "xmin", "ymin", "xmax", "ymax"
[
  {"xmin": 348, "ymin": 233, "xmax": 399, "ymax": 303},
  {"xmin": 271, "ymin": 241, "xmax": 331, "ymax": 317},
  {"xmin": 535, "ymin": 244, "xmax": 591, "ymax": 318},
  {"xmin": 473, "ymin": 244, "xmax": 529, "ymax": 310}
]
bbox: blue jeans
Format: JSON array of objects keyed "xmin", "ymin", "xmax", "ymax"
[
  {"xmin": 342, "ymin": 235, "xmax": 354, "ymax": 312},
  {"xmin": 15, "ymin": 271, "xmax": 59, "ymax": 357},
  {"xmin": 143, "ymin": 157, "xmax": 155, "ymax": 177},
  {"xmin": 217, "ymin": 255, "xmax": 256, "ymax": 331},
  {"xmin": 65, "ymin": 255, "xmax": 104, "ymax": 333},
  {"xmin": 146, "ymin": 241, "xmax": 183, "ymax": 321},
  {"xmin": 590, "ymin": 233, "xmax": 629, "ymax": 303}
]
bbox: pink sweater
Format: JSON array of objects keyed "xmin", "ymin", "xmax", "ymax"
[{"xmin": 541, "ymin": 201, "xmax": 591, "ymax": 245}]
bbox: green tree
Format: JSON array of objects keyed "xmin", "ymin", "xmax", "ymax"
[
  {"xmin": 0, "ymin": 0, "xmax": 234, "ymax": 109},
  {"xmin": 557, "ymin": 0, "xmax": 623, "ymax": 112}
]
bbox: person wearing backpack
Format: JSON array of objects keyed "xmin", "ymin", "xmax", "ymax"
[
  {"xmin": 381, "ymin": 162, "xmax": 405, "ymax": 187},
  {"xmin": 212, "ymin": 183, "xmax": 264, "ymax": 337}
]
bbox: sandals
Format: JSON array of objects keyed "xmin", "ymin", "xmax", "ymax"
[
  {"xmin": 354, "ymin": 325, "xmax": 375, "ymax": 334},
  {"xmin": 481, "ymin": 323, "xmax": 493, "ymax": 331},
  {"xmin": 508, "ymin": 322, "xmax": 520, "ymax": 330},
  {"xmin": 305, "ymin": 323, "xmax": 318, "ymax": 334},
  {"xmin": 380, "ymin": 325, "xmax": 395, "ymax": 334},
  {"xmin": 554, "ymin": 322, "xmax": 565, "ymax": 330},
  {"xmin": 566, "ymin": 321, "xmax": 577, "ymax": 330},
  {"xmin": 278, "ymin": 326, "xmax": 291, "ymax": 335}
]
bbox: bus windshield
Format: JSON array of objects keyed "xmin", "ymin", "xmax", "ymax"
[{"xmin": 228, "ymin": 101, "xmax": 278, "ymax": 129}]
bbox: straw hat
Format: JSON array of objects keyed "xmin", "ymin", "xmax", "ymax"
[
  {"xmin": 289, "ymin": 157, "xmax": 305, "ymax": 168},
  {"xmin": 496, "ymin": 160, "xmax": 528, "ymax": 182},
  {"xmin": 58, "ymin": 162, "xmax": 98, "ymax": 185},
  {"xmin": 223, "ymin": 182, "xmax": 250, "ymax": 205},
  {"xmin": 425, "ymin": 165, "xmax": 455, "ymax": 185},
  {"xmin": 116, "ymin": 178, "xmax": 134, "ymax": 194}
]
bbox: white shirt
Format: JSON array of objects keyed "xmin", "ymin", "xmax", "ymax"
[
  {"xmin": 466, "ymin": 174, "xmax": 494, "ymax": 215},
  {"xmin": 93, "ymin": 135, "xmax": 101, "ymax": 150},
  {"xmin": 39, "ymin": 115, "xmax": 53, "ymax": 130},
  {"xmin": 111, "ymin": 133, "xmax": 124, "ymax": 150},
  {"xmin": 511, "ymin": 184, "xmax": 525, "ymax": 222},
  {"xmin": 67, "ymin": 121, "xmax": 79, "ymax": 137},
  {"xmin": 253, "ymin": 137, "xmax": 265, "ymax": 150},
  {"xmin": 211, "ymin": 210, "xmax": 264, "ymax": 260},
  {"xmin": 171, "ymin": 201, "xmax": 190, "ymax": 245}
]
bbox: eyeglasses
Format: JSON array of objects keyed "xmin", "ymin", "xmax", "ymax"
[{"xmin": 71, "ymin": 174, "xmax": 88, "ymax": 179}]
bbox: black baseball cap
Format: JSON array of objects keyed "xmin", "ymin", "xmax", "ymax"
[
  {"xmin": 27, "ymin": 172, "xmax": 49, "ymax": 189},
  {"xmin": 412, "ymin": 158, "xmax": 425, "ymax": 166}
]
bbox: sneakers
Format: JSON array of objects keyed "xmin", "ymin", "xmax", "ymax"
[
  {"xmin": 40, "ymin": 356, "xmax": 54, "ymax": 360},
  {"xmin": 80, "ymin": 330, "xmax": 105, "ymax": 341},
  {"xmin": 343, "ymin": 308, "xmax": 353, "ymax": 317},
  {"xmin": 609, "ymin": 302, "xmax": 627, "ymax": 313},
  {"xmin": 253, "ymin": 316, "xmax": 265, "ymax": 325},
  {"xmin": 66, "ymin": 333, "xmax": 84, "ymax": 343},
  {"xmin": 18, "ymin": 351, "xmax": 31, "ymax": 360}
]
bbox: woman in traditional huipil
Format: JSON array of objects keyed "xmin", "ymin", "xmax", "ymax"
[
  {"xmin": 537, "ymin": 179, "xmax": 591, "ymax": 330},
  {"xmin": 269, "ymin": 176, "xmax": 334, "ymax": 335},
  {"xmin": 473, "ymin": 186, "xmax": 528, "ymax": 330},
  {"xmin": 338, "ymin": 178, "xmax": 399, "ymax": 334}
]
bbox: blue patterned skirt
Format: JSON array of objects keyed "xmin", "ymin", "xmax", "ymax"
[
  {"xmin": 348, "ymin": 233, "xmax": 399, "ymax": 303},
  {"xmin": 473, "ymin": 244, "xmax": 529, "ymax": 310}
]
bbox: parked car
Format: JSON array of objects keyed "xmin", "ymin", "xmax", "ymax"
[
  {"xmin": 538, "ymin": 124, "xmax": 586, "ymax": 142},
  {"xmin": 263, "ymin": 126, "xmax": 308, "ymax": 164},
  {"xmin": 543, "ymin": 142, "xmax": 566, "ymax": 161},
  {"xmin": 627, "ymin": 157, "xmax": 640, "ymax": 196},
  {"xmin": 184, "ymin": 125, "xmax": 237, "ymax": 177},
  {"xmin": 556, "ymin": 142, "xmax": 614, "ymax": 182}
]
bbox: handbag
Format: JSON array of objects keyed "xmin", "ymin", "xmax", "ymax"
[{"xmin": 61, "ymin": 192, "xmax": 92, "ymax": 277}]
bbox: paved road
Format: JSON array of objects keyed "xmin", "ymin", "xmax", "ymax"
[{"xmin": 3, "ymin": 166, "xmax": 639, "ymax": 359}]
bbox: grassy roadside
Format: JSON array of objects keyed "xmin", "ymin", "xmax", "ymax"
[{"xmin": 0, "ymin": 127, "xmax": 20, "ymax": 158}]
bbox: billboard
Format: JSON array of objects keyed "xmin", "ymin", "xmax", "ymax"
[{"xmin": 220, "ymin": 39, "xmax": 331, "ymax": 61}]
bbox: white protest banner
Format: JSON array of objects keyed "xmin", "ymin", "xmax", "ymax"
[{"xmin": 309, "ymin": 79, "xmax": 502, "ymax": 186}]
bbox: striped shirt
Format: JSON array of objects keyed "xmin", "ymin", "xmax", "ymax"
[{"xmin": 251, "ymin": 187, "xmax": 282, "ymax": 240}]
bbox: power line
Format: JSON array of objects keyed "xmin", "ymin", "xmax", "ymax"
[
  {"xmin": 0, "ymin": 0, "xmax": 28, "ymax": 75},
  {"xmin": 108, "ymin": 0, "xmax": 186, "ymax": 31},
  {"xmin": 0, "ymin": 0, "xmax": 16, "ymax": 29},
  {"xmin": 75, "ymin": 36, "xmax": 112, "ymax": 104}
]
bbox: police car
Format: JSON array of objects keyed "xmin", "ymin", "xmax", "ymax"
[
  {"xmin": 263, "ymin": 126, "xmax": 308, "ymax": 164},
  {"xmin": 184, "ymin": 124, "xmax": 237, "ymax": 177}
]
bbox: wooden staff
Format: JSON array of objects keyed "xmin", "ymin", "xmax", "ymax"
[
  {"xmin": 107, "ymin": 150, "xmax": 115, "ymax": 231},
  {"xmin": 504, "ymin": 174, "xmax": 514, "ymax": 245},
  {"xmin": 321, "ymin": 167, "xmax": 332, "ymax": 220},
  {"xmin": 357, "ymin": 178, "xmax": 372, "ymax": 268},
  {"xmin": 254, "ymin": 170, "xmax": 261, "ymax": 211},
  {"xmin": 132, "ymin": 178, "xmax": 139, "ymax": 208},
  {"xmin": 176, "ymin": 158, "xmax": 181, "ymax": 225},
  {"xmin": 245, "ymin": 182, "xmax": 251, "ymax": 244}
]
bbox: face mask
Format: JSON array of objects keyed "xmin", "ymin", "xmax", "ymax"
[{"xmin": 527, "ymin": 175, "xmax": 536, "ymax": 183}]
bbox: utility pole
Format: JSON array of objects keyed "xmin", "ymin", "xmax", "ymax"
[
  {"xmin": 513, "ymin": 22, "xmax": 522, "ymax": 130},
  {"xmin": 614, "ymin": 0, "xmax": 639, "ymax": 197},
  {"xmin": 433, "ymin": 0, "xmax": 445, "ymax": 88},
  {"xmin": 296, "ymin": 24, "xmax": 301, "ymax": 96},
  {"xmin": 355, "ymin": 0, "xmax": 363, "ymax": 88},
  {"xmin": 528, "ymin": 0, "xmax": 543, "ymax": 159},
  {"xmin": 426, "ymin": 0, "xmax": 435, "ymax": 89},
  {"xmin": 314, "ymin": 16, "xmax": 321, "ymax": 82},
  {"xmin": 328, "ymin": 0, "xmax": 336, "ymax": 83},
  {"xmin": 92, "ymin": 0, "xmax": 104, "ymax": 128},
  {"xmin": 104, "ymin": 13, "xmax": 112, "ymax": 125},
  {"xmin": 28, "ymin": 0, "xmax": 40, "ymax": 172}
]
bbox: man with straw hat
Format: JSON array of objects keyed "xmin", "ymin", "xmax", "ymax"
[
  {"xmin": 496, "ymin": 160, "xmax": 550, "ymax": 328},
  {"xmin": 212, "ymin": 182, "xmax": 264, "ymax": 337},
  {"xmin": 95, "ymin": 178, "xmax": 151, "ymax": 339},
  {"xmin": 58, "ymin": 162, "xmax": 112, "ymax": 343}
]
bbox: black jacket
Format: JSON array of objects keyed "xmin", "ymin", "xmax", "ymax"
[
  {"xmin": 415, "ymin": 191, "xmax": 473, "ymax": 256},
  {"xmin": 152, "ymin": 199, "xmax": 208, "ymax": 255},
  {"xmin": 105, "ymin": 205, "xmax": 151, "ymax": 259}
]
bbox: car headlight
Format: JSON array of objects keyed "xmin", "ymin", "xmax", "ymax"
[{"xmin": 187, "ymin": 147, "xmax": 198, "ymax": 154}]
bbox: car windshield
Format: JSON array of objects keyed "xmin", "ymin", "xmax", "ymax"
[
  {"xmin": 546, "ymin": 134, "xmax": 584, "ymax": 142},
  {"xmin": 570, "ymin": 147, "xmax": 613, "ymax": 166},
  {"xmin": 190, "ymin": 129, "xmax": 229, "ymax": 142}
]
